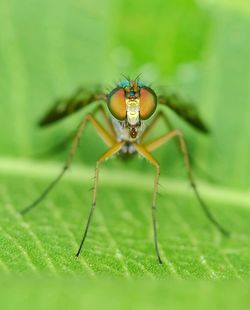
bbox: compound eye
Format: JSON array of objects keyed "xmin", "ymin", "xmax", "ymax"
[
  {"xmin": 139, "ymin": 87, "xmax": 157, "ymax": 119},
  {"xmin": 107, "ymin": 87, "xmax": 126, "ymax": 120}
]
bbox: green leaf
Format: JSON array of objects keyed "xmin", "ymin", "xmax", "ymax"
[{"xmin": 0, "ymin": 157, "xmax": 249, "ymax": 277}]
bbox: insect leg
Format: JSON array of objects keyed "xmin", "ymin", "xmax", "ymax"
[
  {"xmin": 76, "ymin": 141, "xmax": 125, "ymax": 257},
  {"xmin": 140, "ymin": 110, "xmax": 173, "ymax": 141},
  {"xmin": 34, "ymin": 105, "xmax": 115, "ymax": 158},
  {"xmin": 92, "ymin": 104, "xmax": 116, "ymax": 136},
  {"xmin": 20, "ymin": 114, "xmax": 116, "ymax": 215},
  {"xmin": 141, "ymin": 111, "xmax": 219, "ymax": 185},
  {"xmin": 132, "ymin": 143, "xmax": 162, "ymax": 264},
  {"xmin": 143, "ymin": 130, "xmax": 229, "ymax": 236}
]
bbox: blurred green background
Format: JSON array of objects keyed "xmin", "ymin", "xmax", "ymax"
[
  {"xmin": 0, "ymin": 0, "xmax": 250, "ymax": 308},
  {"xmin": 0, "ymin": 0, "xmax": 250, "ymax": 187}
]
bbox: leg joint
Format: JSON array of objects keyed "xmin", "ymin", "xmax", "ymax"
[
  {"xmin": 156, "ymin": 164, "xmax": 160, "ymax": 174},
  {"xmin": 172, "ymin": 128, "xmax": 183, "ymax": 138}
]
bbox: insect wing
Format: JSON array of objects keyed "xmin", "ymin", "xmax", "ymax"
[
  {"xmin": 158, "ymin": 94, "xmax": 209, "ymax": 133},
  {"xmin": 39, "ymin": 88, "xmax": 107, "ymax": 127}
]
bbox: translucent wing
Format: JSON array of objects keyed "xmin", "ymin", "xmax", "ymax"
[
  {"xmin": 158, "ymin": 93, "xmax": 209, "ymax": 134},
  {"xmin": 39, "ymin": 87, "xmax": 107, "ymax": 127}
]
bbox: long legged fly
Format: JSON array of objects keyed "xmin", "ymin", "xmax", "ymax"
[{"xmin": 20, "ymin": 77, "xmax": 229, "ymax": 264}]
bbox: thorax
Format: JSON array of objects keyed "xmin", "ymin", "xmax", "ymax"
[{"xmin": 111, "ymin": 117, "xmax": 145, "ymax": 143}]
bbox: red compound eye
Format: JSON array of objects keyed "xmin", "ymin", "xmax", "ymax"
[
  {"xmin": 139, "ymin": 87, "xmax": 157, "ymax": 120},
  {"xmin": 107, "ymin": 87, "xmax": 126, "ymax": 120}
]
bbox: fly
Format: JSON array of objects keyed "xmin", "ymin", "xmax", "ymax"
[{"xmin": 20, "ymin": 77, "xmax": 229, "ymax": 264}]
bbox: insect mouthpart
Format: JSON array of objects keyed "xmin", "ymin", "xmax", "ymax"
[{"xmin": 129, "ymin": 126, "xmax": 138, "ymax": 139}]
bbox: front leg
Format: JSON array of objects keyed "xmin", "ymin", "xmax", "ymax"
[
  {"xmin": 20, "ymin": 113, "xmax": 116, "ymax": 215},
  {"xmin": 132, "ymin": 143, "xmax": 162, "ymax": 264},
  {"xmin": 140, "ymin": 110, "xmax": 173, "ymax": 141},
  {"xmin": 76, "ymin": 141, "xmax": 125, "ymax": 257}
]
